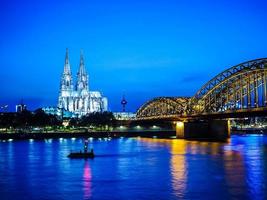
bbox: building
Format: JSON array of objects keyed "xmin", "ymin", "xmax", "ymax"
[
  {"xmin": 113, "ymin": 112, "xmax": 136, "ymax": 120},
  {"xmin": 16, "ymin": 103, "xmax": 27, "ymax": 113},
  {"xmin": 42, "ymin": 106, "xmax": 74, "ymax": 118},
  {"xmin": 58, "ymin": 49, "xmax": 108, "ymax": 117}
]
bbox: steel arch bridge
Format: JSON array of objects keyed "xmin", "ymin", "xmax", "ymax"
[
  {"xmin": 136, "ymin": 58, "xmax": 267, "ymax": 120},
  {"xmin": 136, "ymin": 97, "xmax": 190, "ymax": 120}
]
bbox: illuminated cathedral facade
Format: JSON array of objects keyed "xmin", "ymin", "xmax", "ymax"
[{"xmin": 58, "ymin": 49, "xmax": 108, "ymax": 117}]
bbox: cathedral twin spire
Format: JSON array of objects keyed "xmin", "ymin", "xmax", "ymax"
[
  {"xmin": 78, "ymin": 50, "xmax": 86, "ymax": 75},
  {"xmin": 59, "ymin": 48, "xmax": 108, "ymax": 115},
  {"xmin": 63, "ymin": 48, "xmax": 71, "ymax": 75},
  {"xmin": 62, "ymin": 48, "xmax": 88, "ymax": 91}
]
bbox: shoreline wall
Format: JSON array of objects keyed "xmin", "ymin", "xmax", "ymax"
[{"xmin": 0, "ymin": 130, "xmax": 176, "ymax": 140}]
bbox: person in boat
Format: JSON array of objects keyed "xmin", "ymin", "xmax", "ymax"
[
  {"xmin": 68, "ymin": 138, "xmax": 94, "ymax": 158},
  {"xmin": 84, "ymin": 139, "xmax": 88, "ymax": 153},
  {"xmin": 84, "ymin": 139, "xmax": 94, "ymax": 155}
]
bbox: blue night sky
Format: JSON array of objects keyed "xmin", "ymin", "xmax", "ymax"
[{"xmin": 0, "ymin": 0, "xmax": 267, "ymax": 112}]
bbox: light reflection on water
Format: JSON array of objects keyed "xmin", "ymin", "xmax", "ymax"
[
  {"xmin": 170, "ymin": 140, "xmax": 187, "ymax": 199},
  {"xmin": 83, "ymin": 161, "xmax": 92, "ymax": 199},
  {"xmin": 0, "ymin": 135, "xmax": 266, "ymax": 200}
]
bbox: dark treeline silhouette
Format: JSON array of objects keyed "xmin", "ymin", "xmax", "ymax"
[
  {"xmin": 0, "ymin": 110, "xmax": 117, "ymax": 130},
  {"xmin": 69, "ymin": 111, "xmax": 116, "ymax": 129},
  {"xmin": 0, "ymin": 109, "xmax": 61, "ymax": 128}
]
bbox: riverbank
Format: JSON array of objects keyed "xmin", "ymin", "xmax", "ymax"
[
  {"xmin": 0, "ymin": 130, "xmax": 176, "ymax": 140},
  {"xmin": 1, "ymin": 130, "xmax": 266, "ymax": 141}
]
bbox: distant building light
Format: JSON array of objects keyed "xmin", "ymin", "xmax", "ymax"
[{"xmin": 62, "ymin": 120, "xmax": 70, "ymax": 127}]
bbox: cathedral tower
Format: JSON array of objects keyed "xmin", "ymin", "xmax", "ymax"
[
  {"xmin": 76, "ymin": 50, "xmax": 89, "ymax": 91},
  {"xmin": 75, "ymin": 50, "xmax": 89, "ymax": 115},
  {"xmin": 57, "ymin": 49, "xmax": 108, "ymax": 117},
  {"xmin": 58, "ymin": 48, "xmax": 74, "ymax": 111}
]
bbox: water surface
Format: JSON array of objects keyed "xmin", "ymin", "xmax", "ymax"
[{"xmin": 0, "ymin": 135, "xmax": 266, "ymax": 200}]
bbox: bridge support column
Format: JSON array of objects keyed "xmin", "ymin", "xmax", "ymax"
[
  {"xmin": 175, "ymin": 121, "xmax": 185, "ymax": 138},
  {"xmin": 247, "ymin": 75, "xmax": 251, "ymax": 108},
  {"xmin": 176, "ymin": 120, "xmax": 230, "ymax": 141},
  {"xmin": 254, "ymin": 72, "xmax": 258, "ymax": 107},
  {"xmin": 239, "ymin": 75, "xmax": 242, "ymax": 109}
]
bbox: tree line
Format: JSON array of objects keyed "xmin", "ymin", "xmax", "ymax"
[
  {"xmin": 0, "ymin": 109, "xmax": 116, "ymax": 129},
  {"xmin": 0, "ymin": 109, "xmax": 61, "ymax": 128},
  {"xmin": 69, "ymin": 111, "xmax": 116, "ymax": 129}
]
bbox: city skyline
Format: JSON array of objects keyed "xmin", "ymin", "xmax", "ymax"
[{"xmin": 1, "ymin": 0, "xmax": 267, "ymax": 112}]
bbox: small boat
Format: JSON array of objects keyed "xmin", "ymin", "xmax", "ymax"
[
  {"xmin": 68, "ymin": 152, "xmax": 94, "ymax": 159},
  {"xmin": 68, "ymin": 139, "xmax": 95, "ymax": 159}
]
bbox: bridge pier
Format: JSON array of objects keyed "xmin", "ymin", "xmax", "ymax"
[
  {"xmin": 176, "ymin": 120, "xmax": 230, "ymax": 141},
  {"xmin": 175, "ymin": 121, "xmax": 185, "ymax": 138}
]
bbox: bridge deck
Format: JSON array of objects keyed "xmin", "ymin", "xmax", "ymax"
[{"xmin": 135, "ymin": 107, "xmax": 267, "ymax": 121}]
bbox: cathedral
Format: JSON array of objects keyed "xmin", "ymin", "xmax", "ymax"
[{"xmin": 58, "ymin": 49, "xmax": 108, "ymax": 117}]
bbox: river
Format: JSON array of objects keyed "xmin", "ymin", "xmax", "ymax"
[{"xmin": 0, "ymin": 134, "xmax": 266, "ymax": 199}]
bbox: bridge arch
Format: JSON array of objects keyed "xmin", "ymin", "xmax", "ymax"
[
  {"xmin": 190, "ymin": 58, "xmax": 267, "ymax": 114},
  {"xmin": 136, "ymin": 58, "xmax": 267, "ymax": 120},
  {"xmin": 136, "ymin": 97, "xmax": 190, "ymax": 119}
]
